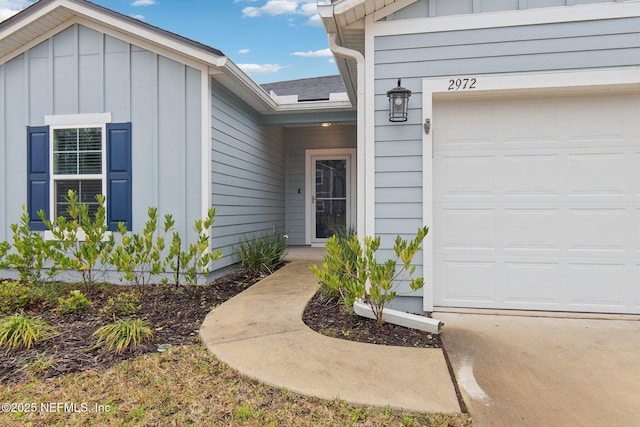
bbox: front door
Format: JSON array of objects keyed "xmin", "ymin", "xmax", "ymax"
[{"xmin": 306, "ymin": 149, "xmax": 355, "ymax": 245}]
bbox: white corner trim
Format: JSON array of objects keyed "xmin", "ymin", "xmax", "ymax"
[
  {"xmin": 421, "ymin": 67, "xmax": 640, "ymax": 313},
  {"xmin": 373, "ymin": 1, "xmax": 640, "ymax": 36},
  {"xmin": 45, "ymin": 112, "xmax": 112, "ymax": 126},
  {"xmin": 201, "ymin": 67, "xmax": 211, "ymax": 244}
]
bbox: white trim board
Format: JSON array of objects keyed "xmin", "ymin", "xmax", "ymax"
[{"xmin": 421, "ymin": 67, "xmax": 640, "ymax": 312}]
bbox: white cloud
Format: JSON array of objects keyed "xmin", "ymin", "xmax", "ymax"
[
  {"xmin": 290, "ymin": 48, "xmax": 332, "ymax": 58},
  {"xmin": 241, "ymin": 0, "xmax": 330, "ymax": 24},
  {"xmin": 238, "ymin": 48, "xmax": 250, "ymax": 54},
  {"xmin": 131, "ymin": 14, "xmax": 145, "ymax": 20},
  {"xmin": 237, "ymin": 63, "xmax": 286, "ymax": 75},
  {"xmin": 130, "ymin": 0, "xmax": 156, "ymax": 6},
  {"xmin": 0, "ymin": 0, "xmax": 34, "ymax": 21}
]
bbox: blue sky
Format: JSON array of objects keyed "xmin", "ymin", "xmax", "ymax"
[{"xmin": 0, "ymin": 0, "xmax": 338, "ymax": 83}]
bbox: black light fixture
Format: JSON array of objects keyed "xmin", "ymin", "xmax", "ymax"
[{"xmin": 387, "ymin": 79, "xmax": 411, "ymax": 122}]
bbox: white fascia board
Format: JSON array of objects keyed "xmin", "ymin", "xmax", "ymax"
[
  {"xmin": 215, "ymin": 58, "xmax": 278, "ymax": 112},
  {"xmin": 0, "ymin": 0, "xmax": 63, "ymax": 40},
  {"xmin": 318, "ymin": 4, "xmax": 338, "ymax": 33},
  {"xmin": 274, "ymin": 100, "xmax": 353, "ymax": 112},
  {"xmin": 372, "ymin": 0, "xmax": 418, "ymax": 22},
  {"xmin": 330, "ymin": 0, "xmax": 417, "ymax": 26},
  {"xmin": 373, "ymin": 0, "xmax": 640, "ymax": 36}
]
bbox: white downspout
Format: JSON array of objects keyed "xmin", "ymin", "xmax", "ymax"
[{"xmin": 326, "ymin": 32, "xmax": 366, "ymax": 240}]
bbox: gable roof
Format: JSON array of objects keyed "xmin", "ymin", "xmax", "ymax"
[
  {"xmin": 0, "ymin": 0, "xmax": 224, "ymax": 60},
  {"xmin": 0, "ymin": 0, "xmax": 353, "ymax": 115}
]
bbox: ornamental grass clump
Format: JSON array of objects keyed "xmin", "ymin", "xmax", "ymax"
[
  {"xmin": 0, "ymin": 312, "xmax": 55, "ymax": 351},
  {"xmin": 235, "ymin": 230, "xmax": 288, "ymax": 274},
  {"xmin": 92, "ymin": 318, "xmax": 153, "ymax": 354}
]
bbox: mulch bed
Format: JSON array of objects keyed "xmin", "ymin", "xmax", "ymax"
[
  {"xmin": 1, "ymin": 266, "xmax": 440, "ymax": 384},
  {"xmin": 303, "ymin": 291, "xmax": 442, "ymax": 348}
]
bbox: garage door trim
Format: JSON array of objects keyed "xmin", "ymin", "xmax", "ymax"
[{"xmin": 422, "ymin": 67, "xmax": 640, "ymax": 312}]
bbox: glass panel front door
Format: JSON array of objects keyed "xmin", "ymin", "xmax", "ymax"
[{"xmin": 313, "ymin": 158, "xmax": 348, "ymax": 240}]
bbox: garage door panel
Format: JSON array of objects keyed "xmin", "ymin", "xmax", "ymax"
[
  {"xmin": 437, "ymin": 259, "xmax": 497, "ymax": 304},
  {"xmin": 433, "ymin": 91, "xmax": 640, "ymax": 314},
  {"xmin": 437, "ymin": 209, "xmax": 495, "ymax": 251},
  {"xmin": 567, "ymin": 150, "xmax": 629, "ymax": 197},
  {"xmin": 503, "ymin": 208, "xmax": 561, "ymax": 251},
  {"xmin": 502, "ymin": 154, "xmax": 560, "ymax": 197},
  {"xmin": 567, "ymin": 208, "xmax": 631, "ymax": 253},
  {"xmin": 439, "ymin": 155, "xmax": 495, "ymax": 197},
  {"xmin": 566, "ymin": 262, "xmax": 628, "ymax": 309},
  {"xmin": 502, "ymin": 262, "xmax": 562, "ymax": 306}
]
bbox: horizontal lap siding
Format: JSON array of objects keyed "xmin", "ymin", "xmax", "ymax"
[
  {"xmin": 373, "ymin": 15, "xmax": 640, "ymax": 310},
  {"xmin": 284, "ymin": 125, "xmax": 357, "ymax": 245},
  {"xmin": 211, "ymin": 81, "xmax": 285, "ymax": 269},
  {"xmin": 0, "ymin": 24, "xmax": 203, "ymax": 252}
]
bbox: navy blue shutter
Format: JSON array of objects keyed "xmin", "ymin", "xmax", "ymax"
[
  {"xmin": 27, "ymin": 126, "xmax": 50, "ymax": 231},
  {"xmin": 106, "ymin": 122, "xmax": 132, "ymax": 231}
]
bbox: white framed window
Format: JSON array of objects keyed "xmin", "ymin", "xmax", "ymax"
[{"xmin": 45, "ymin": 113, "xmax": 111, "ymax": 223}]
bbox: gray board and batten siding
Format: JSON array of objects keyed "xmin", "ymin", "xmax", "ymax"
[
  {"xmin": 210, "ymin": 80, "xmax": 286, "ymax": 270},
  {"xmin": 0, "ymin": 23, "xmax": 202, "ymax": 245},
  {"xmin": 373, "ymin": 7, "xmax": 640, "ymax": 311}
]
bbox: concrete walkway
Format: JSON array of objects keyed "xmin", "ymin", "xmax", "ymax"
[
  {"xmin": 437, "ymin": 312, "xmax": 640, "ymax": 427},
  {"xmin": 199, "ymin": 256, "xmax": 460, "ymax": 414}
]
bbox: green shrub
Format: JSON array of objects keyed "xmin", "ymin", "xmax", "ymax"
[
  {"xmin": 235, "ymin": 230, "xmax": 288, "ymax": 274},
  {"xmin": 39, "ymin": 190, "xmax": 114, "ymax": 290},
  {"xmin": 163, "ymin": 208, "xmax": 222, "ymax": 286},
  {"xmin": 56, "ymin": 290, "xmax": 92, "ymax": 314},
  {"xmin": 3, "ymin": 206, "xmax": 54, "ymax": 284},
  {"xmin": 0, "ymin": 312, "xmax": 55, "ymax": 351},
  {"xmin": 110, "ymin": 207, "xmax": 172, "ymax": 287},
  {"xmin": 99, "ymin": 292, "xmax": 142, "ymax": 318},
  {"xmin": 311, "ymin": 226, "xmax": 429, "ymax": 325},
  {"xmin": 362, "ymin": 227, "xmax": 428, "ymax": 325},
  {"xmin": 92, "ymin": 318, "xmax": 153, "ymax": 354},
  {"xmin": 310, "ymin": 227, "xmax": 361, "ymax": 308},
  {"xmin": 0, "ymin": 280, "xmax": 44, "ymax": 315}
]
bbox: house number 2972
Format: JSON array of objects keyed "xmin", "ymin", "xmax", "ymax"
[{"xmin": 448, "ymin": 78, "xmax": 476, "ymax": 91}]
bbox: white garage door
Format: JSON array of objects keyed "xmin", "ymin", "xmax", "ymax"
[{"xmin": 433, "ymin": 90, "xmax": 640, "ymax": 313}]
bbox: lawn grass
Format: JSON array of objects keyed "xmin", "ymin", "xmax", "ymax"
[{"xmin": 0, "ymin": 344, "xmax": 472, "ymax": 426}]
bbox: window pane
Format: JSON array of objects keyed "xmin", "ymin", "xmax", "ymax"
[
  {"xmin": 54, "ymin": 153, "xmax": 78, "ymax": 174},
  {"xmin": 55, "ymin": 180, "xmax": 102, "ymax": 221},
  {"xmin": 54, "ymin": 129, "xmax": 78, "ymax": 152},
  {"xmin": 53, "ymin": 127, "xmax": 102, "ymax": 175},
  {"xmin": 79, "ymin": 128, "xmax": 101, "ymax": 151},
  {"xmin": 79, "ymin": 152, "xmax": 102, "ymax": 174}
]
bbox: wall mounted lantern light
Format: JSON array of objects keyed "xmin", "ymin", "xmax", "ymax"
[{"xmin": 387, "ymin": 79, "xmax": 411, "ymax": 122}]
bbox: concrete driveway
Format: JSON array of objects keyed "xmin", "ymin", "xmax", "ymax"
[{"xmin": 436, "ymin": 312, "xmax": 640, "ymax": 427}]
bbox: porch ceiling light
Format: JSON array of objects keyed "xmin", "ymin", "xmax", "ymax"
[{"xmin": 387, "ymin": 79, "xmax": 411, "ymax": 122}]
